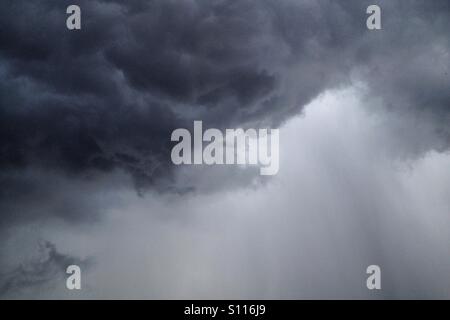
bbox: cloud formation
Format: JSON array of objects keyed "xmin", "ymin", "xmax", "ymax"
[
  {"xmin": 0, "ymin": 241, "xmax": 88, "ymax": 298},
  {"xmin": 1, "ymin": 0, "xmax": 448, "ymax": 190},
  {"xmin": 0, "ymin": 0, "xmax": 449, "ymax": 298}
]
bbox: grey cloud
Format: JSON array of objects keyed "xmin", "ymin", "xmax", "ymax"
[
  {"xmin": 0, "ymin": 0, "xmax": 450, "ymax": 299},
  {"xmin": 0, "ymin": 0, "xmax": 448, "ymax": 191},
  {"xmin": 16, "ymin": 93, "xmax": 448, "ymax": 299},
  {"xmin": 0, "ymin": 241, "xmax": 89, "ymax": 298}
]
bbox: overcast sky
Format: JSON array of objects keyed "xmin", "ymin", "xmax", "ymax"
[{"xmin": 0, "ymin": 0, "xmax": 449, "ymax": 299}]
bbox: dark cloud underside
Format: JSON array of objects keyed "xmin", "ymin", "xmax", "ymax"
[{"xmin": 0, "ymin": 0, "xmax": 448, "ymax": 227}]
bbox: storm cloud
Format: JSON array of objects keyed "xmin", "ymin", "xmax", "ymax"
[
  {"xmin": 1, "ymin": 0, "xmax": 448, "ymax": 186},
  {"xmin": 0, "ymin": 0, "xmax": 449, "ymax": 298}
]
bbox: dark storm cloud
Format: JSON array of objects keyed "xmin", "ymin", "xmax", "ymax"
[
  {"xmin": 0, "ymin": 169, "xmax": 130, "ymax": 229},
  {"xmin": 0, "ymin": 0, "xmax": 449, "ymax": 299},
  {"xmin": 0, "ymin": 0, "xmax": 449, "ymax": 195},
  {"xmin": 0, "ymin": 241, "xmax": 89, "ymax": 298}
]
